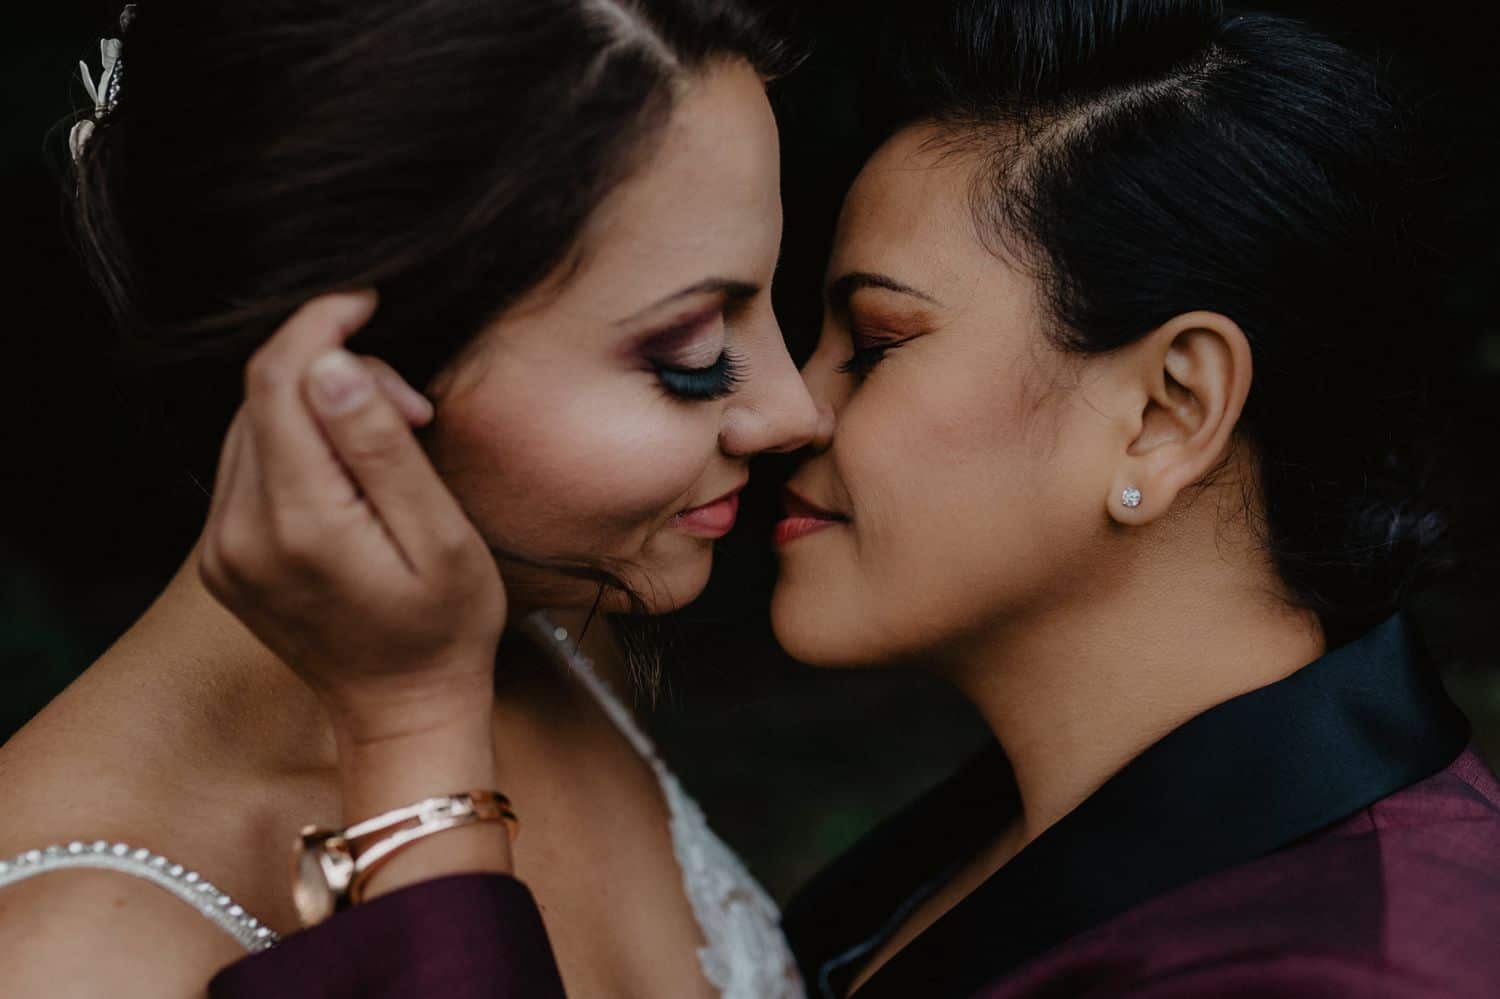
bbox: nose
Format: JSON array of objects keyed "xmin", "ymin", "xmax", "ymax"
[
  {"xmin": 807, "ymin": 399, "xmax": 836, "ymax": 453},
  {"xmin": 797, "ymin": 334, "xmax": 845, "ymax": 454},
  {"xmin": 719, "ymin": 327, "xmax": 819, "ymax": 457}
]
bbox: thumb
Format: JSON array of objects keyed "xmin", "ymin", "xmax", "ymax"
[
  {"xmin": 359, "ymin": 356, "xmax": 434, "ymax": 427},
  {"xmin": 306, "ymin": 348, "xmax": 471, "ymax": 572}
]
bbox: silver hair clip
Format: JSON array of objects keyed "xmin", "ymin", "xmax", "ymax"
[{"xmin": 70, "ymin": 5, "xmax": 136, "ymax": 164}]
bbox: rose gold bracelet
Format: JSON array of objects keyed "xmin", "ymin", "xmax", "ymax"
[
  {"xmin": 347, "ymin": 791, "xmax": 518, "ymax": 903},
  {"xmin": 293, "ymin": 790, "xmax": 518, "ymax": 925}
]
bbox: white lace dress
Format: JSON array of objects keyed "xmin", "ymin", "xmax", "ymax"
[
  {"xmin": 0, "ymin": 613, "xmax": 806, "ymax": 999},
  {"xmin": 522, "ymin": 612, "xmax": 806, "ymax": 999}
]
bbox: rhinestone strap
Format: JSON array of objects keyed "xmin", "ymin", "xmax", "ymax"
[{"xmin": 0, "ymin": 841, "xmax": 277, "ymax": 952}]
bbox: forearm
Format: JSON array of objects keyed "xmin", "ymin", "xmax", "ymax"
[
  {"xmin": 211, "ymin": 695, "xmax": 567, "ymax": 997},
  {"xmin": 333, "ymin": 697, "xmax": 514, "ymax": 900}
]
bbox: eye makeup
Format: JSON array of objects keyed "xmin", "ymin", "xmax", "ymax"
[
  {"xmin": 836, "ymin": 305, "xmax": 929, "ymax": 379},
  {"xmin": 656, "ymin": 350, "xmax": 745, "ymax": 400},
  {"xmin": 638, "ymin": 306, "xmax": 743, "ymax": 402},
  {"xmin": 824, "ymin": 270, "xmax": 941, "ymax": 379},
  {"xmin": 838, "ymin": 338, "xmax": 903, "ymax": 378}
]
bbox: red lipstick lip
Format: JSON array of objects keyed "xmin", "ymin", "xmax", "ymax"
[
  {"xmin": 781, "ymin": 488, "xmax": 847, "ymax": 522},
  {"xmin": 774, "ymin": 487, "xmax": 848, "ymax": 548}
]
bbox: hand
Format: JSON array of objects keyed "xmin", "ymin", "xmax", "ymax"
[{"xmin": 198, "ymin": 291, "xmax": 507, "ymax": 747}]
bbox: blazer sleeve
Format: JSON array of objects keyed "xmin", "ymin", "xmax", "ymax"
[
  {"xmin": 1107, "ymin": 953, "xmax": 1454, "ymax": 999},
  {"xmin": 208, "ymin": 874, "xmax": 566, "ymax": 999}
]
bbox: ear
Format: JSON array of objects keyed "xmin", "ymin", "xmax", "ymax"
[{"xmin": 1106, "ymin": 311, "xmax": 1253, "ymax": 526}]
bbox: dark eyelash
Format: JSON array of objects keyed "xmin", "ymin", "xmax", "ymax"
[
  {"xmin": 837, "ymin": 338, "xmax": 907, "ymax": 378},
  {"xmin": 655, "ymin": 348, "xmax": 745, "ymax": 401}
]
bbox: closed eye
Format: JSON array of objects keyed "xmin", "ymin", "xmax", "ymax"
[
  {"xmin": 837, "ymin": 336, "xmax": 911, "ymax": 378},
  {"xmin": 655, "ymin": 349, "xmax": 745, "ymax": 401}
]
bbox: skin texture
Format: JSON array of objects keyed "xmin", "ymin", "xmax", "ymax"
[
  {"xmin": 0, "ymin": 60, "xmax": 813, "ymax": 999},
  {"xmin": 771, "ymin": 124, "xmax": 1328, "ymax": 993},
  {"xmin": 425, "ymin": 58, "xmax": 812, "ymax": 613}
]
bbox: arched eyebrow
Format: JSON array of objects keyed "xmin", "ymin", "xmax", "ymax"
[
  {"xmin": 614, "ymin": 278, "xmax": 760, "ymax": 327},
  {"xmin": 825, "ymin": 271, "xmax": 940, "ymax": 314}
]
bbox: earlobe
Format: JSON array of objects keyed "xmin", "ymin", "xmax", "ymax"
[
  {"xmin": 1108, "ymin": 482, "xmax": 1150, "ymax": 526},
  {"xmin": 1106, "ymin": 312, "xmax": 1252, "ymax": 527}
]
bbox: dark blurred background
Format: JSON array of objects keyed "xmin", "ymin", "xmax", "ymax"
[{"xmin": 3, "ymin": 2, "xmax": 1498, "ymax": 900}]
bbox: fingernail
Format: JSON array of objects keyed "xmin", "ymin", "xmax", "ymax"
[
  {"xmin": 411, "ymin": 393, "xmax": 436, "ymax": 424},
  {"xmin": 309, "ymin": 350, "xmax": 372, "ymax": 414},
  {"xmin": 375, "ymin": 367, "xmax": 434, "ymax": 424}
]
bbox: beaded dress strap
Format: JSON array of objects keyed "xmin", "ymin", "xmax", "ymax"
[{"xmin": 0, "ymin": 841, "xmax": 277, "ymax": 952}]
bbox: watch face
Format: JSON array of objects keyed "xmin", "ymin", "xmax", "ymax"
[{"xmin": 292, "ymin": 830, "xmax": 353, "ymax": 927}]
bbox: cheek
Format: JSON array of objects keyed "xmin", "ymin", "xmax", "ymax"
[
  {"xmin": 430, "ymin": 369, "xmax": 715, "ymax": 560},
  {"xmin": 795, "ymin": 362, "xmax": 1094, "ymax": 661},
  {"xmin": 849, "ymin": 359, "xmax": 1036, "ymax": 542}
]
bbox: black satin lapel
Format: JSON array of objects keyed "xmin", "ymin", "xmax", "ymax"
[
  {"xmin": 851, "ymin": 615, "xmax": 1469, "ymax": 999},
  {"xmin": 783, "ymin": 744, "xmax": 1017, "ymax": 997}
]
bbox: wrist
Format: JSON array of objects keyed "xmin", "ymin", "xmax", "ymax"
[
  {"xmin": 333, "ymin": 711, "xmax": 516, "ymax": 902},
  {"xmin": 359, "ymin": 819, "xmax": 515, "ymax": 902},
  {"xmin": 295, "ymin": 790, "xmax": 516, "ymax": 920},
  {"xmin": 326, "ymin": 670, "xmax": 496, "ymax": 748},
  {"xmin": 336, "ymin": 710, "xmax": 499, "ymax": 823}
]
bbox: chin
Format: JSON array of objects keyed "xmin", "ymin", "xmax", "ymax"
[
  {"xmin": 769, "ymin": 579, "xmax": 868, "ymax": 669},
  {"xmin": 607, "ymin": 547, "xmax": 713, "ymax": 616}
]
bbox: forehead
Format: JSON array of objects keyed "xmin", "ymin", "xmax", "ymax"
[
  {"xmin": 570, "ymin": 61, "xmax": 781, "ymax": 292},
  {"xmin": 829, "ymin": 125, "xmax": 1004, "ymax": 302}
]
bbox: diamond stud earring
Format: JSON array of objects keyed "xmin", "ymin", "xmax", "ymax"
[{"xmin": 1121, "ymin": 487, "xmax": 1143, "ymax": 509}]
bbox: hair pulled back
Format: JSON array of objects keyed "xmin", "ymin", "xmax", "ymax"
[
  {"xmin": 877, "ymin": 0, "xmax": 1469, "ymax": 645},
  {"xmin": 66, "ymin": 0, "xmax": 796, "ymax": 685},
  {"xmin": 70, "ymin": 0, "xmax": 795, "ymax": 481}
]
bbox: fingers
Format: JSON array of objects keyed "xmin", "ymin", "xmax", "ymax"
[
  {"xmin": 200, "ymin": 404, "xmax": 273, "ymax": 597},
  {"xmin": 200, "ymin": 406, "xmax": 249, "ymax": 591},
  {"xmin": 205, "ymin": 407, "xmax": 249, "ymax": 526},
  {"xmin": 359, "ymin": 356, "xmax": 434, "ymax": 427},
  {"xmin": 238, "ymin": 288, "xmax": 468, "ymax": 580},
  {"xmin": 304, "ymin": 348, "xmax": 474, "ymax": 574},
  {"xmin": 245, "ymin": 291, "xmax": 380, "ymax": 515},
  {"xmin": 204, "ymin": 406, "xmax": 269, "ymax": 557},
  {"xmin": 211, "ymin": 358, "xmax": 424, "ymax": 540}
]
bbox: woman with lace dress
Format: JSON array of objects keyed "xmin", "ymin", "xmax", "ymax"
[
  {"xmin": 0, "ymin": 2, "xmax": 815, "ymax": 996},
  {"xmin": 30, "ymin": 2, "xmax": 1494, "ymax": 998},
  {"xmin": 10, "ymin": 0, "xmax": 1500, "ymax": 996}
]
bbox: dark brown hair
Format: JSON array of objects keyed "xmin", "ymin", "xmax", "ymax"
[
  {"xmin": 74, "ymin": 0, "xmax": 794, "ymax": 412},
  {"xmin": 69, "ymin": 0, "xmax": 798, "ymax": 685}
]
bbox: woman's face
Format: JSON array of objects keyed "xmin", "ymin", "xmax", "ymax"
[
  {"xmin": 772, "ymin": 125, "xmax": 1130, "ymax": 668},
  {"xmin": 425, "ymin": 61, "xmax": 817, "ymax": 612}
]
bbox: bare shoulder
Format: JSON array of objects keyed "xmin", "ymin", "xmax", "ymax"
[
  {"xmin": 0, "ymin": 694, "xmax": 163, "ymax": 860},
  {"xmin": 0, "ymin": 651, "xmax": 228, "ymax": 859},
  {"xmin": 0, "ymin": 673, "xmax": 257, "ymax": 996},
  {"xmin": 0, "ymin": 866, "xmax": 246, "ymax": 998}
]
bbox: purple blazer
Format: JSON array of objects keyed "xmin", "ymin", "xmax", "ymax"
[
  {"xmin": 785, "ymin": 615, "xmax": 1500, "ymax": 997},
  {"xmin": 213, "ymin": 615, "xmax": 1500, "ymax": 997},
  {"xmin": 210, "ymin": 873, "xmax": 565, "ymax": 998}
]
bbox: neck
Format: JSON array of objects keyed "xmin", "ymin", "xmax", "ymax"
[
  {"xmin": 72, "ymin": 539, "xmax": 658, "ymax": 940},
  {"xmin": 103, "ymin": 537, "xmax": 342, "ymax": 780},
  {"xmin": 104, "ymin": 542, "xmax": 635, "ymax": 808},
  {"xmin": 941, "ymin": 522, "xmax": 1325, "ymax": 848}
]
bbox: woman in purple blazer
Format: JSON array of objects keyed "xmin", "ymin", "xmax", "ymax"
[
  {"xmin": 212, "ymin": 1, "xmax": 1500, "ymax": 996},
  {"xmin": 17, "ymin": 0, "xmax": 1498, "ymax": 997}
]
